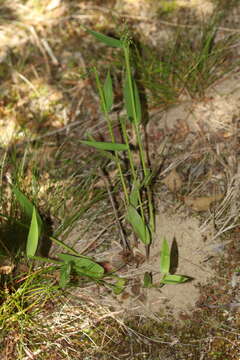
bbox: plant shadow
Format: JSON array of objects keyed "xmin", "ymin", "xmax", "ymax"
[
  {"xmin": 170, "ymin": 236, "xmax": 179, "ymax": 274},
  {"xmin": 0, "ymin": 213, "xmax": 53, "ymax": 259}
]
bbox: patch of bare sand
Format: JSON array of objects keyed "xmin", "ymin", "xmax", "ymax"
[
  {"xmin": 149, "ymin": 71, "xmax": 240, "ymax": 138},
  {"xmin": 74, "ymin": 210, "xmax": 218, "ymax": 319},
  {"xmin": 137, "ymin": 212, "xmax": 215, "ymax": 316}
]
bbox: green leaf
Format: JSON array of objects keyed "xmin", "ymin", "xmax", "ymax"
[
  {"xmin": 123, "ymin": 75, "xmax": 133, "ymax": 122},
  {"xmin": 133, "ymin": 79, "xmax": 142, "ymax": 124},
  {"xmin": 85, "ymin": 28, "xmax": 123, "ymax": 48},
  {"xmin": 141, "ymin": 169, "xmax": 153, "ymax": 187},
  {"xmin": 58, "ymin": 253, "xmax": 104, "ymax": 279},
  {"xmin": 12, "ymin": 185, "xmax": 34, "ymax": 220},
  {"xmin": 59, "ymin": 261, "xmax": 72, "ymax": 289},
  {"xmin": 160, "ymin": 238, "xmax": 170, "ymax": 274},
  {"xmin": 129, "ymin": 179, "xmax": 141, "ymax": 208},
  {"xmin": 26, "ymin": 207, "xmax": 39, "ymax": 257},
  {"xmin": 123, "ymin": 76, "xmax": 142, "ymax": 124},
  {"xmin": 160, "ymin": 274, "xmax": 190, "ymax": 284},
  {"xmin": 126, "ymin": 205, "xmax": 150, "ymax": 245},
  {"xmin": 12, "ymin": 185, "xmax": 43, "ymax": 232},
  {"xmin": 143, "ymin": 272, "xmax": 153, "ymax": 288},
  {"xmin": 113, "ymin": 277, "xmax": 126, "ymax": 295},
  {"xmin": 103, "ymin": 70, "xmax": 113, "ymax": 113},
  {"xmin": 81, "ymin": 140, "xmax": 128, "ymax": 152}
]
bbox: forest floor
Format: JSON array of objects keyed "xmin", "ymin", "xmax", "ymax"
[{"xmin": 0, "ymin": 0, "xmax": 240, "ymax": 359}]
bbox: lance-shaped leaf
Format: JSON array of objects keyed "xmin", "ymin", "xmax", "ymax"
[
  {"xmin": 123, "ymin": 76, "xmax": 142, "ymax": 124},
  {"xmin": 26, "ymin": 206, "xmax": 39, "ymax": 257},
  {"xmin": 12, "ymin": 186, "xmax": 43, "ymax": 233},
  {"xmin": 133, "ymin": 79, "xmax": 142, "ymax": 124},
  {"xmin": 129, "ymin": 179, "xmax": 141, "ymax": 208},
  {"xmin": 85, "ymin": 28, "xmax": 123, "ymax": 48},
  {"xmin": 58, "ymin": 253, "xmax": 104, "ymax": 279},
  {"xmin": 160, "ymin": 274, "xmax": 190, "ymax": 284},
  {"xmin": 13, "ymin": 185, "xmax": 33, "ymax": 220},
  {"xmin": 81, "ymin": 140, "xmax": 128, "ymax": 151},
  {"xmin": 124, "ymin": 75, "xmax": 133, "ymax": 121},
  {"xmin": 160, "ymin": 238, "xmax": 170, "ymax": 274},
  {"xmin": 103, "ymin": 70, "xmax": 113, "ymax": 113},
  {"xmin": 126, "ymin": 204, "xmax": 150, "ymax": 245}
]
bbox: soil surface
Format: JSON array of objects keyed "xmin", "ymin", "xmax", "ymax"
[{"xmin": 1, "ymin": 1, "xmax": 240, "ymax": 359}]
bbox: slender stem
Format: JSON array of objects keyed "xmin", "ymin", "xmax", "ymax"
[
  {"xmin": 31, "ymin": 255, "xmax": 61, "ymax": 265},
  {"xmin": 123, "ymin": 46, "xmax": 147, "ymax": 174},
  {"xmin": 93, "ymin": 67, "xmax": 129, "ymax": 207},
  {"xmin": 49, "ymin": 236, "xmax": 81, "ymax": 256},
  {"xmin": 120, "ymin": 117, "xmax": 145, "ymax": 222},
  {"xmin": 119, "ymin": 116, "xmax": 137, "ymax": 182},
  {"xmin": 123, "ymin": 43, "xmax": 155, "ymax": 233}
]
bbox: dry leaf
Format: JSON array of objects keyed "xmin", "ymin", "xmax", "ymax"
[
  {"xmin": 184, "ymin": 193, "xmax": 224, "ymax": 212},
  {"xmin": 162, "ymin": 169, "xmax": 183, "ymax": 192}
]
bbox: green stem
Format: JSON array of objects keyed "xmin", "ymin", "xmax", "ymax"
[
  {"xmin": 120, "ymin": 117, "xmax": 145, "ymax": 221},
  {"xmin": 93, "ymin": 67, "xmax": 129, "ymax": 207},
  {"xmin": 123, "ymin": 43, "xmax": 155, "ymax": 233},
  {"xmin": 123, "ymin": 45, "xmax": 147, "ymax": 173},
  {"xmin": 49, "ymin": 236, "xmax": 79, "ymax": 256}
]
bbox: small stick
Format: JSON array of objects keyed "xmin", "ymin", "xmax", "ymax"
[{"xmin": 41, "ymin": 39, "xmax": 59, "ymax": 66}]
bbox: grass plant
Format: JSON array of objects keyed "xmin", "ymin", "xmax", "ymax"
[
  {"xmin": 0, "ymin": 28, "xmax": 192, "ymax": 347},
  {"xmin": 82, "ymin": 28, "xmax": 189, "ymax": 285},
  {"xmin": 82, "ymin": 28, "xmax": 154, "ymax": 250},
  {"xmin": 134, "ymin": 12, "xmax": 239, "ymax": 106},
  {"xmin": 0, "ymin": 1, "xmax": 240, "ymax": 357}
]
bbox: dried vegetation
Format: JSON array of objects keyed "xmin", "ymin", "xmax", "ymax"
[{"xmin": 0, "ymin": 0, "xmax": 240, "ymax": 359}]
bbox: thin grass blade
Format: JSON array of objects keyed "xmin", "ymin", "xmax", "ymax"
[{"xmin": 141, "ymin": 169, "xmax": 153, "ymax": 187}]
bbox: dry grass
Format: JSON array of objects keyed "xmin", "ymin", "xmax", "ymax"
[{"xmin": 0, "ymin": 0, "xmax": 240, "ymax": 359}]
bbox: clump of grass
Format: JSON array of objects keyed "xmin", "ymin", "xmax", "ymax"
[
  {"xmin": 0, "ymin": 262, "xmax": 60, "ymax": 348},
  {"xmin": 0, "ymin": 6, "xmax": 239, "ymax": 357},
  {"xmin": 82, "ymin": 29, "xmax": 155, "ymax": 251},
  {"xmin": 0, "ymin": 28, "xmax": 191, "ymax": 344},
  {"xmin": 135, "ymin": 13, "xmax": 239, "ymax": 105}
]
